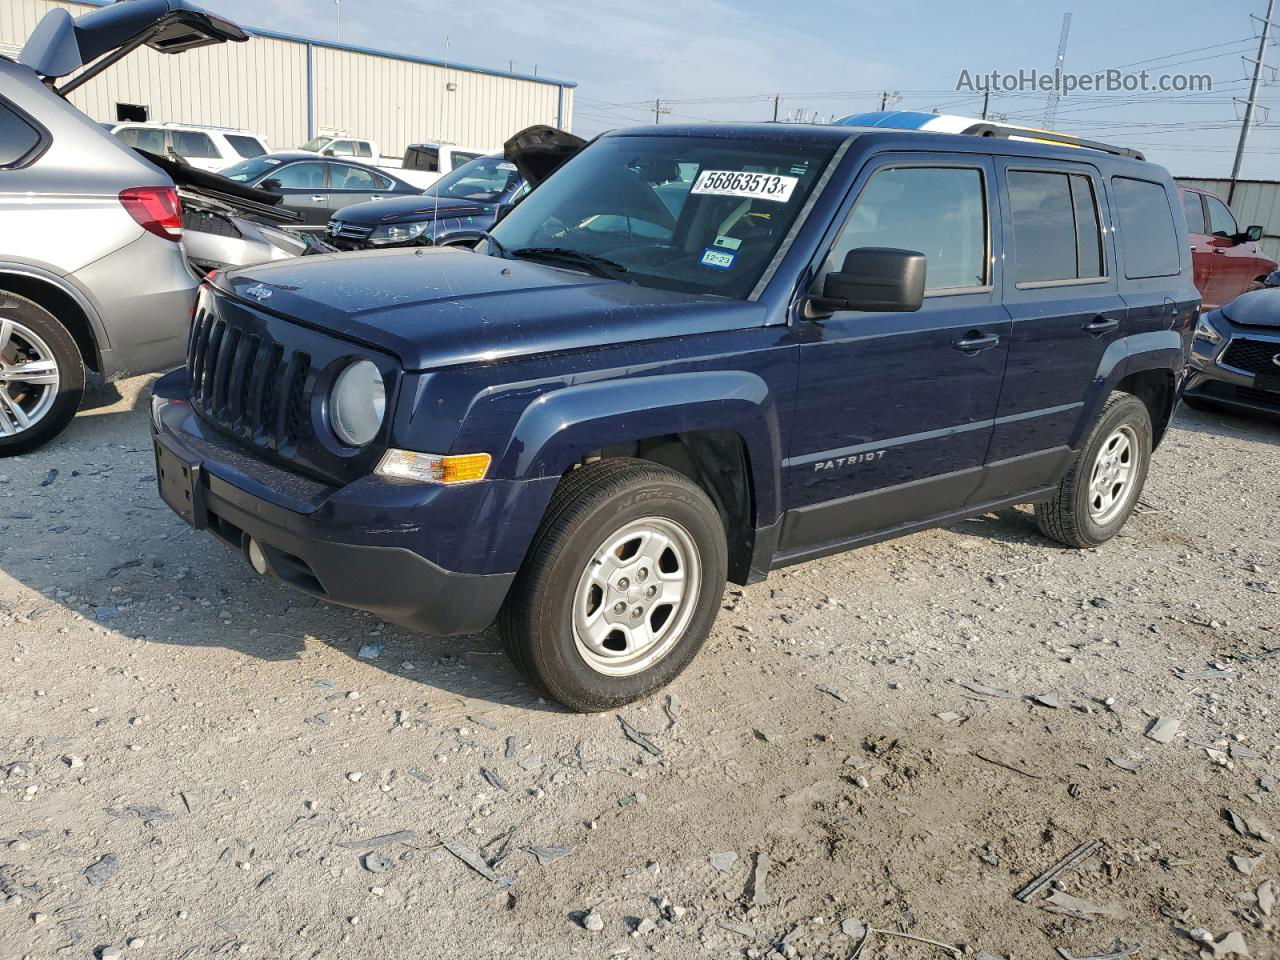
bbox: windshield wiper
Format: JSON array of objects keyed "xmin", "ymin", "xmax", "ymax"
[{"xmin": 510, "ymin": 247, "xmax": 631, "ymax": 282}]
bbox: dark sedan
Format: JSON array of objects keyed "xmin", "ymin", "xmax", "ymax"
[
  {"xmin": 1185, "ymin": 289, "xmax": 1280, "ymax": 416},
  {"xmin": 219, "ymin": 152, "xmax": 420, "ymax": 231},
  {"xmin": 325, "ymin": 154, "xmax": 527, "ymax": 250}
]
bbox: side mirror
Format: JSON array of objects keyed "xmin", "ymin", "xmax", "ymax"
[
  {"xmin": 260, "ymin": 178, "xmax": 282, "ymax": 192},
  {"xmin": 492, "ymin": 197, "xmax": 524, "ymax": 225},
  {"xmin": 808, "ymin": 247, "xmax": 926, "ymax": 317},
  {"xmin": 322, "ymin": 148, "xmax": 336, "ymax": 157},
  {"xmin": 1239, "ymin": 224, "xmax": 1265, "ymax": 244}
]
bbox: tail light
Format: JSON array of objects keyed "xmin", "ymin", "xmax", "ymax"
[{"xmin": 119, "ymin": 187, "xmax": 183, "ymax": 242}]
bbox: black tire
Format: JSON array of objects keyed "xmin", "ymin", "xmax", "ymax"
[
  {"xmin": 498, "ymin": 458, "xmax": 728, "ymax": 713},
  {"xmin": 0, "ymin": 292, "xmax": 84, "ymax": 457},
  {"xmin": 1035, "ymin": 391, "xmax": 1152, "ymax": 549}
]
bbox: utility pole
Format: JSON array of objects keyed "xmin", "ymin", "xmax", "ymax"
[
  {"xmin": 981, "ymin": 90, "xmax": 990, "ymax": 120},
  {"xmin": 653, "ymin": 99, "xmax": 671, "ymax": 123},
  {"xmin": 878, "ymin": 90, "xmax": 900, "ymax": 112},
  {"xmin": 772, "ymin": 94, "xmax": 781, "ymax": 121},
  {"xmin": 1230, "ymin": 0, "xmax": 1276, "ymax": 202},
  {"xmin": 1041, "ymin": 12, "xmax": 1072, "ymax": 128}
]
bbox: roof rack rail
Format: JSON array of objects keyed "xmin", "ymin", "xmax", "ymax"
[{"xmin": 960, "ymin": 122, "xmax": 1144, "ymax": 161}]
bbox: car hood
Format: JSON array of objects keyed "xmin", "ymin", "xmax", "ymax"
[
  {"xmin": 1220, "ymin": 290, "xmax": 1280, "ymax": 328},
  {"xmin": 216, "ymin": 247, "xmax": 764, "ymax": 370},
  {"xmin": 21, "ymin": 0, "xmax": 247, "ymax": 81},
  {"xmin": 335, "ymin": 195, "xmax": 496, "ymax": 226}
]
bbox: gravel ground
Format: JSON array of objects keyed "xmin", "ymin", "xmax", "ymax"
[{"xmin": 1, "ymin": 375, "xmax": 1278, "ymax": 960}]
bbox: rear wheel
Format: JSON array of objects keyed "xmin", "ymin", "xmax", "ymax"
[
  {"xmin": 1035, "ymin": 392, "xmax": 1152, "ymax": 548},
  {"xmin": 499, "ymin": 459, "xmax": 728, "ymax": 713},
  {"xmin": 0, "ymin": 293, "xmax": 84, "ymax": 456}
]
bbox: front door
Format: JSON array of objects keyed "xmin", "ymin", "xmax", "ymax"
[
  {"xmin": 1203, "ymin": 192, "xmax": 1262, "ymax": 306},
  {"xmin": 326, "ymin": 162, "xmax": 392, "ymax": 218},
  {"xmin": 782, "ymin": 156, "xmax": 1010, "ymax": 557},
  {"xmin": 979, "ymin": 159, "xmax": 1127, "ymax": 502}
]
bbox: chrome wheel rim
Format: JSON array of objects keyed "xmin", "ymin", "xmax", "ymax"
[
  {"xmin": 1088, "ymin": 424, "xmax": 1138, "ymax": 524},
  {"xmin": 571, "ymin": 516, "xmax": 701, "ymax": 678},
  {"xmin": 0, "ymin": 316, "xmax": 60, "ymax": 437}
]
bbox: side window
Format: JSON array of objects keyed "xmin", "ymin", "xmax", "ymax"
[
  {"xmin": 1111, "ymin": 177, "xmax": 1181, "ymax": 279},
  {"xmin": 226, "ymin": 135, "xmax": 267, "ymax": 159},
  {"xmin": 829, "ymin": 165, "xmax": 987, "ymax": 291},
  {"xmin": 1204, "ymin": 195, "xmax": 1239, "ymax": 238},
  {"xmin": 1181, "ymin": 191, "xmax": 1207, "ymax": 234},
  {"xmin": 266, "ymin": 162, "xmax": 328, "ymax": 189},
  {"xmin": 171, "ymin": 130, "xmax": 219, "ymax": 159},
  {"xmin": 329, "ymin": 140, "xmax": 356, "ymax": 157},
  {"xmin": 450, "ymin": 151, "xmax": 483, "ymax": 169},
  {"xmin": 355, "ymin": 142, "xmax": 373, "ymax": 159},
  {"xmin": 1007, "ymin": 170, "xmax": 1104, "ymax": 284},
  {"xmin": 406, "ymin": 147, "xmax": 439, "ymax": 172},
  {"xmin": 0, "ymin": 101, "xmax": 45, "ymax": 168},
  {"xmin": 330, "ymin": 163, "xmax": 378, "ymax": 190},
  {"xmin": 116, "ymin": 126, "xmax": 166, "ymax": 153}
]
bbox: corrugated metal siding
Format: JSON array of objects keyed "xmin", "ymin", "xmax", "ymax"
[
  {"xmin": 3, "ymin": 0, "xmax": 574, "ymax": 155},
  {"xmin": 1177, "ymin": 177, "xmax": 1280, "ymax": 263}
]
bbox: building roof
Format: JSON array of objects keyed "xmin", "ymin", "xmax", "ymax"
[{"xmin": 67, "ymin": 0, "xmax": 576, "ymax": 88}]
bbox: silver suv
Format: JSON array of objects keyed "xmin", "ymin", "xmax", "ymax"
[{"xmin": 0, "ymin": 0, "xmax": 246, "ymax": 454}]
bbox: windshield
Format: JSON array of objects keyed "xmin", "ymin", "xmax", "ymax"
[
  {"xmin": 488, "ymin": 135, "xmax": 836, "ymax": 298},
  {"xmin": 425, "ymin": 156, "xmax": 522, "ymax": 203},
  {"xmin": 299, "ymin": 137, "xmax": 329, "ymax": 153},
  {"xmin": 220, "ymin": 155, "xmax": 288, "ymax": 183}
]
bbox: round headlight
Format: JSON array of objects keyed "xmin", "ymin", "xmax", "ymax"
[{"xmin": 330, "ymin": 360, "xmax": 386, "ymax": 447}]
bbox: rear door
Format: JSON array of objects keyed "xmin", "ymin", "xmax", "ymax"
[
  {"xmin": 169, "ymin": 129, "xmax": 222, "ymax": 172},
  {"xmin": 325, "ymin": 162, "xmax": 395, "ymax": 216},
  {"xmin": 782, "ymin": 154, "xmax": 1011, "ymax": 554},
  {"xmin": 260, "ymin": 160, "xmax": 331, "ymax": 229},
  {"xmin": 978, "ymin": 159, "xmax": 1125, "ymax": 501},
  {"xmin": 1181, "ymin": 189, "xmax": 1217, "ymax": 306}
]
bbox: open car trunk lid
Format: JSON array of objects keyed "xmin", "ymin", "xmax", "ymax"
[
  {"xmin": 20, "ymin": 0, "xmax": 247, "ymax": 93},
  {"xmin": 504, "ymin": 125, "xmax": 587, "ymax": 188}
]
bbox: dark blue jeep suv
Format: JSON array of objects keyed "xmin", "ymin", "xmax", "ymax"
[{"xmin": 151, "ymin": 122, "xmax": 1199, "ymax": 711}]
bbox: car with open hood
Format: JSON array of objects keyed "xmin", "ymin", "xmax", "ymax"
[
  {"xmin": 0, "ymin": 0, "xmax": 247, "ymax": 454},
  {"xmin": 151, "ymin": 120, "xmax": 1197, "ymax": 712},
  {"xmin": 326, "ymin": 153, "xmax": 528, "ymax": 250}
]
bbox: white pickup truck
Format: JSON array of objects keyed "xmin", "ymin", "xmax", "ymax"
[{"xmin": 297, "ymin": 135, "xmax": 492, "ymax": 189}]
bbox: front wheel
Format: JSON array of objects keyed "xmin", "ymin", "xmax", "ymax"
[
  {"xmin": 0, "ymin": 293, "xmax": 84, "ymax": 456},
  {"xmin": 498, "ymin": 459, "xmax": 728, "ymax": 713},
  {"xmin": 1035, "ymin": 391, "xmax": 1152, "ymax": 548}
]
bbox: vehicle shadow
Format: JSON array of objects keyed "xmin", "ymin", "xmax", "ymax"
[
  {"xmin": 0, "ymin": 380, "xmax": 564, "ymax": 715},
  {"xmin": 1172, "ymin": 402, "xmax": 1280, "ymax": 447}
]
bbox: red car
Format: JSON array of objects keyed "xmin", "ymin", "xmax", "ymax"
[{"xmin": 1179, "ymin": 185, "xmax": 1275, "ymax": 311}]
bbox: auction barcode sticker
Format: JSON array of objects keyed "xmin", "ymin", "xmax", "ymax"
[{"xmin": 691, "ymin": 170, "xmax": 798, "ymax": 203}]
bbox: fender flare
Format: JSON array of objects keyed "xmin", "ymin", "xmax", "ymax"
[
  {"xmin": 498, "ymin": 370, "xmax": 785, "ymax": 524},
  {"xmin": 1077, "ymin": 329, "xmax": 1184, "ymax": 447}
]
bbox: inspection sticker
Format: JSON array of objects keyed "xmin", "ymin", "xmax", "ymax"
[
  {"xmin": 700, "ymin": 248, "xmax": 736, "ymax": 270},
  {"xmin": 691, "ymin": 170, "xmax": 798, "ymax": 203},
  {"xmin": 498, "ymin": 161, "xmax": 517, "ymax": 170}
]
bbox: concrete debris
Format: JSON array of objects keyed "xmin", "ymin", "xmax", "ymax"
[
  {"xmin": 617, "ymin": 715, "xmax": 663, "ymax": 758},
  {"xmin": 1257, "ymin": 879, "xmax": 1274, "ymax": 917},
  {"xmin": 1108, "ymin": 756, "xmax": 1145, "ymax": 773},
  {"xmin": 527, "ymin": 845, "xmax": 574, "ymax": 865},
  {"xmin": 748, "ymin": 851, "xmax": 771, "ymax": 906},
  {"xmin": 362, "ymin": 852, "xmax": 395, "ymax": 873},
  {"xmin": 841, "ymin": 917, "xmax": 866, "ymax": 939},
  {"xmin": 709, "ymin": 851, "xmax": 738, "ymax": 873},
  {"xmin": 1145, "ymin": 716, "xmax": 1181, "ymax": 744},
  {"xmin": 1230, "ymin": 854, "xmax": 1263, "ymax": 876},
  {"xmin": 440, "ymin": 836, "xmax": 504, "ymax": 884},
  {"xmin": 480, "ymin": 767, "xmax": 509, "ymax": 791},
  {"xmin": 1044, "ymin": 890, "xmax": 1126, "ymax": 918},
  {"xmin": 1224, "ymin": 809, "xmax": 1275, "ymax": 843},
  {"xmin": 1201, "ymin": 931, "xmax": 1250, "ymax": 958},
  {"xmin": 581, "ymin": 910, "xmax": 604, "ymax": 932},
  {"xmin": 1030, "ymin": 692, "xmax": 1061, "ymax": 708},
  {"xmin": 716, "ymin": 917, "xmax": 755, "ymax": 938},
  {"xmin": 356, "ymin": 643, "xmax": 381, "ymax": 659},
  {"xmin": 935, "ymin": 712, "xmax": 965, "ymax": 724},
  {"xmin": 83, "ymin": 853, "xmax": 120, "ymax": 887}
]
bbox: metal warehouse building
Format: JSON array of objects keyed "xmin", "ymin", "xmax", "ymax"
[{"xmin": 0, "ymin": 0, "xmax": 576, "ymax": 154}]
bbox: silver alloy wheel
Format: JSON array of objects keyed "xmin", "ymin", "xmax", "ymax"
[
  {"xmin": 0, "ymin": 316, "xmax": 61, "ymax": 438},
  {"xmin": 1088, "ymin": 424, "xmax": 1138, "ymax": 524},
  {"xmin": 571, "ymin": 516, "xmax": 702, "ymax": 678}
]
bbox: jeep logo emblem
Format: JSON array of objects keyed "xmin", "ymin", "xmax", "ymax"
[{"xmin": 244, "ymin": 283, "xmax": 272, "ymax": 302}]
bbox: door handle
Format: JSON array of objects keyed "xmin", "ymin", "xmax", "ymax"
[
  {"xmin": 953, "ymin": 331, "xmax": 1001, "ymax": 353},
  {"xmin": 1083, "ymin": 316, "xmax": 1119, "ymax": 336},
  {"xmin": 370, "ymin": 195, "xmax": 383, "ymax": 201},
  {"xmin": 310, "ymin": 195, "xmax": 326, "ymax": 202}
]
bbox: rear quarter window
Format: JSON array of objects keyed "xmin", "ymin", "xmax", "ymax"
[
  {"xmin": 1111, "ymin": 177, "xmax": 1181, "ymax": 279},
  {"xmin": 226, "ymin": 134, "xmax": 267, "ymax": 159},
  {"xmin": 0, "ymin": 99, "xmax": 46, "ymax": 168}
]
